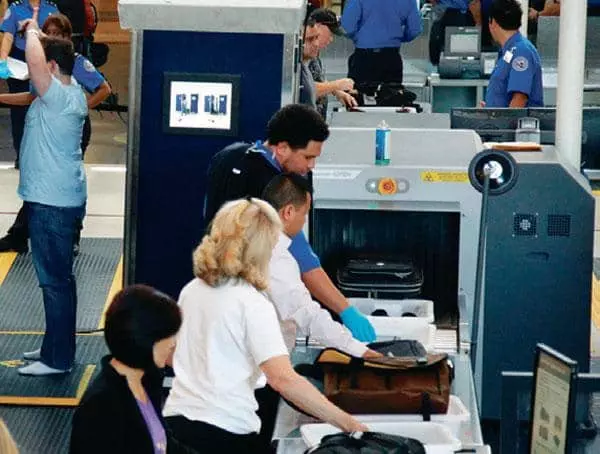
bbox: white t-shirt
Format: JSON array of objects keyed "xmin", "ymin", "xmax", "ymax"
[{"xmin": 163, "ymin": 278, "xmax": 289, "ymax": 434}]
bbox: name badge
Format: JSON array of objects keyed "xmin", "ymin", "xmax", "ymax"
[{"xmin": 503, "ymin": 50, "xmax": 513, "ymax": 63}]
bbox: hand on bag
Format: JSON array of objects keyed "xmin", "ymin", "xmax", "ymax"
[
  {"xmin": 336, "ymin": 91, "xmax": 358, "ymax": 108},
  {"xmin": 340, "ymin": 306, "xmax": 376, "ymax": 342},
  {"xmin": 344, "ymin": 416, "xmax": 369, "ymax": 433},
  {"xmin": 362, "ymin": 349, "xmax": 383, "ymax": 359},
  {"xmin": 335, "ymin": 78, "xmax": 354, "ymax": 92}
]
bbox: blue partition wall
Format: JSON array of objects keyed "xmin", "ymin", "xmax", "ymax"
[{"xmin": 132, "ymin": 30, "xmax": 284, "ymax": 297}]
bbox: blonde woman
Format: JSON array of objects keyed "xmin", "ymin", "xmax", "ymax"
[
  {"xmin": 0, "ymin": 419, "xmax": 19, "ymax": 454},
  {"xmin": 163, "ymin": 198, "xmax": 367, "ymax": 454}
]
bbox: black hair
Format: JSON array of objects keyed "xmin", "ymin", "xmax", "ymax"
[
  {"xmin": 266, "ymin": 104, "xmax": 329, "ymax": 149},
  {"xmin": 489, "ymin": 0, "xmax": 523, "ymax": 30},
  {"xmin": 261, "ymin": 173, "xmax": 312, "ymax": 211},
  {"xmin": 42, "ymin": 36, "xmax": 75, "ymax": 76},
  {"xmin": 104, "ymin": 284, "xmax": 182, "ymax": 370}
]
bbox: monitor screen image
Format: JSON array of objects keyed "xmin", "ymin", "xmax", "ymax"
[
  {"xmin": 163, "ymin": 73, "xmax": 240, "ymax": 136},
  {"xmin": 450, "ymin": 33, "xmax": 479, "ymax": 55},
  {"xmin": 529, "ymin": 344, "xmax": 578, "ymax": 454}
]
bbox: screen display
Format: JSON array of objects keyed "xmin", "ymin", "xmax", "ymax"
[
  {"xmin": 168, "ymin": 81, "xmax": 233, "ymax": 130},
  {"xmin": 450, "ymin": 33, "xmax": 479, "ymax": 54},
  {"xmin": 163, "ymin": 73, "xmax": 240, "ymax": 136},
  {"xmin": 530, "ymin": 350, "xmax": 574, "ymax": 454}
]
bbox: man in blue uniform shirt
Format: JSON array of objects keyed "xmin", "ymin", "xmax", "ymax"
[
  {"xmin": 0, "ymin": 0, "xmax": 59, "ymax": 168},
  {"xmin": 484, "ymin": 0, "xmax": 543, "ymax": 108},
  {"xmin": 341, "ymin": 0, "xmax": 422, "ymax": 85}
]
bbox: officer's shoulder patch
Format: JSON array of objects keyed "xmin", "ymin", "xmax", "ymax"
[
  {"xmin": 512, "ymin": 56, "xmax": 529, "ymax": 72},
  {"xmin": 83, "ymin": 59, "xmax": 96, "ymax": 72}
]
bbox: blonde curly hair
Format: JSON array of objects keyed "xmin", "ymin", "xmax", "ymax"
[{"xmin": 194, "ymin": 198, "xmax": 282, "ymax": 290}]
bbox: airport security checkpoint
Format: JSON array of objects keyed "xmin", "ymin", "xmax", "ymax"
[{"xmin": 4, "ymin": 0, "xmax": 600, "ymax": 452}]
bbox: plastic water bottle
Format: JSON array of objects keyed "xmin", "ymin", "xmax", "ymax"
[{"xmin": 375, "ymin": 120, "xmax": 391, "ymax": 165}]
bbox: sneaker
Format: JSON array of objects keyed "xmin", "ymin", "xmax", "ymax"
[
  {"xmin": 18, "ymin": 361, "xmax": 72, "ymax": 376},
  {"xmin": 23, "ymin": 348, "xmax": 41, "ymax": 361},
  {"xmin": 0, "ymin": 235, "xmax": 28, "ymax": 253}
]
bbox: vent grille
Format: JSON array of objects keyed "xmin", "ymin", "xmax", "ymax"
[
  {"xmin": 547, "ymin": 215, "xmax": 571, "ymax": 237},
  {"xmin": 513, "ymin": 213, "xmax": 537, "ymax": 237}
]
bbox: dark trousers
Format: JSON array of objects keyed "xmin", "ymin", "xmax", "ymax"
[
  {"xmin": 255, "ymin": 385, "xmax": 280, "ymax": 453},
  {"xmin": 7, "ymin": 77, "xmax": 30, "ymax": 162},
  {"xmin": 348, "ymin": 48, "xmax": 403, "ymax": 85},
  {"xmin": 27, "ymin": 202, "xmax": 85, "ymax": 369},
  {"xmin": 429, "ymin": 9, "xmax": 475, "ymax": 65},
  {"xmin": 165, "ymin": 416, "xmax": 267, "ymax": 454},
  {"xmin": 4, "ymin": 115, "xmax": 92, "ymax": 242}
]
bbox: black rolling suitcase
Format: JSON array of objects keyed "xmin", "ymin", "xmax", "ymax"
[{"xmin": 336, "ymin": 257, "xmax": 424, "ymax": 297}]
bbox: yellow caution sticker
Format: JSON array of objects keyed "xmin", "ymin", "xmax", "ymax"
[{"xmin": 421, "ymin": 171, "xmax": 469, "ymax": 183}]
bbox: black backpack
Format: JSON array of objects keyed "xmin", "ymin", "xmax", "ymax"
[
  {"xmin": 203, "ymin": 141, "xmax": 253, "ymax": 228},
  {"xmin": 305, "ymin": 432, "xmax": 426, "ymax": 454}
]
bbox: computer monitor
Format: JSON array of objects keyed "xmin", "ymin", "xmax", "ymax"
[
  {"xmin": 450, "ymin": 108, "xmax": 528, "ymax": 142},
  {"xmin": 445, "ymin": 27, "xmax": 481, "ymax": 57},
  {"xmin": 162, "ymin": 72, "xmax": 240, "ymax": 136},
  {"xmin": 529, "ymin": 344, "xmax": 578, "ymax": 454}
]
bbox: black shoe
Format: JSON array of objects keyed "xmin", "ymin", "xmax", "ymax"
[
  {"xmin": 14, "ymin": 158, "xmax": 19, "ymax": 169},
  {"xmin": 0, "ymin": 235, "xmax": 28, "ymax": 253},
  {"xmin": 73, "ymin": 242, "xmax": 80, "ymax": 257}
]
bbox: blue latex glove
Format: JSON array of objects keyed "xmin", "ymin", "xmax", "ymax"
[
  {"xmin": 340, "ymin": 306, "xmax": 376, "ymax": 342},
  {"xmin": 0, "ymin": 60, "xmax": 12, "ymax": 80}
]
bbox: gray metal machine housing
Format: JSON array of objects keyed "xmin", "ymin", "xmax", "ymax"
[{"xmin": 310, "ymin": 127, "xmax": 594, "ymax": 419}]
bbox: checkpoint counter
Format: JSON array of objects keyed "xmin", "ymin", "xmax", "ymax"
[{"xmin": 271, "ymin": 343, "xmax": 490, "ymax": 453}]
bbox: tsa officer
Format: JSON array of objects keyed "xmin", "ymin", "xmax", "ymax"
[
  {"xmin": 341, "ymin": 0, "xmax": 422, "ymax": 85},
  {"xmin": 0, "ymin": 0, "xmax": 59, "ymax": 168},
  {"xmin": 484, "ymin": 0, "xmax": 543, "ymax": 108}
]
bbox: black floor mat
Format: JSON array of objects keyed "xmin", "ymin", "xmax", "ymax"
[
  {"xmin": 0, "ymin": 238, "xmax": 122, "ymax": 332},
  {"xmin": 0, "ymin": 333, "xmax": 107, "ymax": 406}
]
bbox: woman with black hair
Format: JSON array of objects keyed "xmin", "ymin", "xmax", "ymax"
[{"xmin": 70, "ymin": 285, "xmax": 182, "ymax": 454}]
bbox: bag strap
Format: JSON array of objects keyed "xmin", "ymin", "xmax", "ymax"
[{"xmin": 421, "ymin": 392, "xmax": 432, "ymax": 422}]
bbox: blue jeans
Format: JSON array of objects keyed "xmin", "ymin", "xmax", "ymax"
[{"xmin": 26, "ymin": 202, "xmax": 85, "ymax": 369}]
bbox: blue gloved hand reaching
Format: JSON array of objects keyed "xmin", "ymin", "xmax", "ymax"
[
  {"xmin": 340, "ymin": 306, "xmax": 376, "ymax": 342},
  {"xmin": 0, "ymin": 60, "xmax": 12, "ymax": 80}
]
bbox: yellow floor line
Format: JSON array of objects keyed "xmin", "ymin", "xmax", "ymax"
[
  {"xmin": 0, "ymin": 252, "xmax": 18, "ymax": 286},
  {"xmin": 0, "ymin": 364, "xmax": 96, "ymax": 407},
  {"xmin": 97, "ymin": 256, "xmax": 123, "ymax": 330},
  {"xmin": 592, "ymin": 274, "xmax": 600, "ymax": 330}
]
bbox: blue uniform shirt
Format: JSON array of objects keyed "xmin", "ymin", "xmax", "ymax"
[
  {"xmin": 30, "ymin": 54, "xmax": 105, "ymax": 96},
  {"xmin": 0, "ymin": 0, "xmax": 58, "ymax": 53},
  {"xmin": 341, "ymin": 0, "xmax": 423, "ymax": 49},
  {"xmin": 72, "ymin": 55, "xmax": 105, "ymax": 93},
  {"xmin": 485, "ymin": 32, "xmax": 544, "ymax": 108},
  {"xmin": 256, "ymin": 141, "xmax": 321, "ymax": 273}
]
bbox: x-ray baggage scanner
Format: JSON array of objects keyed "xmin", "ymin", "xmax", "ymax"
[{"xmin": 310, "ymin": 127, "xmax": 594, "ymax": 420}]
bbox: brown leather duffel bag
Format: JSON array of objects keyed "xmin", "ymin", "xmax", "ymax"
[{"xmin": 315, "ymin": 344, "xmax": 452, "ymax": 417}]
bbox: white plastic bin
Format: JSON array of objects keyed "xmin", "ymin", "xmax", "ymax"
[
  {"xmin": 301, "ymin": 421, "xmax": 462, "ymax": 454},
  {"xmin": 350, "ymin": 298, "xmax": 435, "ymax": 323},
  {"xmin": 369, "ymin": 320, "xmax": 437, "ymax": 351},
  {"xmin": 352, "ymin": 396, "xmax": 470, "ymax": 438}
]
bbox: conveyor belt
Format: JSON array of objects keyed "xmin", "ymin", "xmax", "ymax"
[
  {"xmin": 0, "ymin": 238, "xmax": 122, "ymax": 332},
  {"xmin": 0, "ymin": 333, "xmax": 107, "ymax": 406}
]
